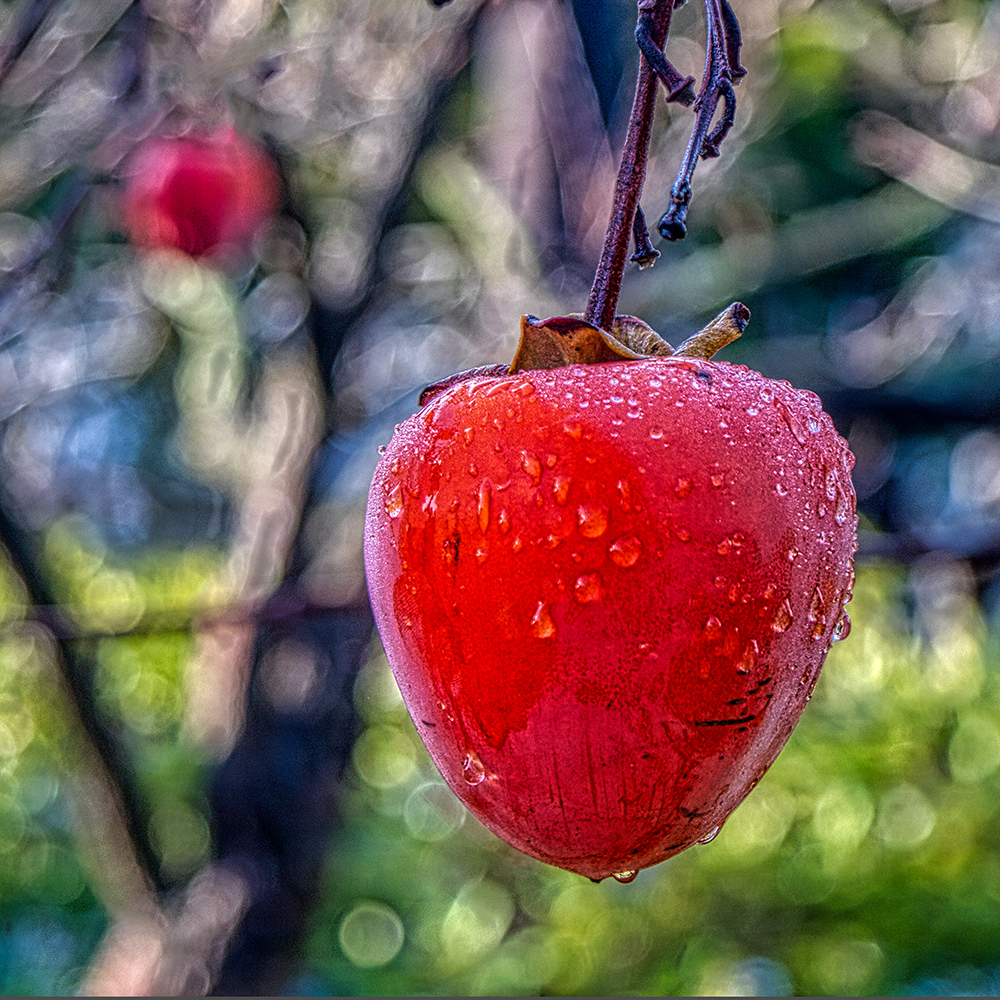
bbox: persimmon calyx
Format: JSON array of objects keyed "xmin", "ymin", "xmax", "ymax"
[
  {"xmin": 418, "ymin": 303, "xmax": 749, "ymax": 407},
  {"xmin": 509, "ymin": 302, "xmax": 749, "ymax": 372}
]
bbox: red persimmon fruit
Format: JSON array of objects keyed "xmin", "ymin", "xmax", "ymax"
[
  {"xmin": 364, "ymin": 310, "xmax": 856, "ymax": 881},
  {"xmin": 120, "ymin": 126, "xmax": 279, "ymax": 260}
]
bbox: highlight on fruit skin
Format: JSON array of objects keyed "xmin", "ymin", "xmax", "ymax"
[
  {"xmin": 119, "ymin": 125, "xmax": 280, "ymax": 261},
  {"xmin": 363, "ymin": 318, "xmax": 857, "ymax": 882}
]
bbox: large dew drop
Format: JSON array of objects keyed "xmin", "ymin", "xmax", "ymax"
[
  {"xmin": 385, "ymin": 484, "xmax": 403, "ymax": 518},
  {"xmin": 609, "ymin": 535, "xmax": 642, "ymax": 567},
  {"xmin": 521, "ymin": 451, "xmax": 542, "ymax": 484},
  {"xmin": 530, "ymin": 601, "xmax": 556, "ymax": 638},
  {"xmin": 832, "ymin": 612, "xmax": 851, "ymax": 642},
  {"xmin": 612, "ymin": 870, "xmax": 638, "ymax": 883},
  {"xmin": 771, "ymin": 599, "xmax": 793, "ymax": 634},
  {"xmin": 704, "ymin": 614, "xmax": 722, "ymax": 641},
  {"xmin": 574, "ymin": 573, "xmax": 602, "ymax": 604},
  {"xmin": 577, "ymin": 503, "xmax": 609, "ymax": 538},
  {"xmin": 462, "ymin": 752, "xmax": 486, "ymax": 785},
  {"xmin": 477, "ymin": 480, "xmax": 491, "ymax": 533},
  {"xmin": 697, "ymin": 826, "xmax": 721, "ymax": 845},
  {"xmin": 553, "ymin": 475, "xmax": 572, "ymax": 505},
  {"xmin": 735, "ymin": 640, "xmax": 758, "ymax": 674}
]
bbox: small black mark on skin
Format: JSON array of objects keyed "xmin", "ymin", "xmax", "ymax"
[
  {"xmin": 694, "ymin": 714, "xmax": 756, "ymax": 727},
  {"xmin": 421, "ymin": 720, "xmax": 436, "ymax": 727},
  {"xmin": 443, "ymin": 533, "xmax": 460, "ymax": 570},
  {"xmin": 695, "ymin": 368, "xmax": 712, "ymax": 382}
]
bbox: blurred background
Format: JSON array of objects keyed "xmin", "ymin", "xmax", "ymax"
[{"xmin": 0, "ymin": 0, "xmax": 998, "ymax": 994}]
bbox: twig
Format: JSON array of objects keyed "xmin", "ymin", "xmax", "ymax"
[
  {"xmin": 658, "ymin": 0, "xmax": 745, "ymax": 240},
  {"xmin": 585, "ymin": 0, "xmax": 746, "ymax": 329}
]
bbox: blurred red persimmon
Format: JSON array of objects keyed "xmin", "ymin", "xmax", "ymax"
[{"xmin": 120, "ymin": 126, "xmax": 279, "ymax": 260}]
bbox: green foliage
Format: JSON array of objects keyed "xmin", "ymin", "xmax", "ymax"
[{"xmin": 0, "ymin": 528, "xmax": 224, "ymax": 994}]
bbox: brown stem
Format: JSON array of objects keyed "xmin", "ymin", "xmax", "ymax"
[{"xmin": 584, "ymin": 0, "xmax": 676, "ymax": 332}]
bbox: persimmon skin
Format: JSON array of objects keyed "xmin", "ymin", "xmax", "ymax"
[
  {"xmin": 120, "ymin": 127, "xmax": 279, "ymax": 260},
  {"xmin": 364, "ymin": 357, "xmax": 856, "ymax": 881}
]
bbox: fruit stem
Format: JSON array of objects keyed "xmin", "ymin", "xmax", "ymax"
[
  {"xmin": 585, "ymin": 0, "xmax": 746, "ymax": 332},
  {"xmin": 585, "ymin": 0, "xmax": 677, "ymax": 333}
]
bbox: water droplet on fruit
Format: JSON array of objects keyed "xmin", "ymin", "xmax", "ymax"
[
  {"xmin": 577, "ymin": 503, "xmax": 608, "ymax": 538},
  {"xmin": 563, "ymin": 418, "xmax": 583, "ymax": 440},
  {"xmin": 521, "ymin": 451, "xmax": 542, "ymax": 484},
  {"xmin": 514, "ymin": 381, "xmax": 535, "ymax": 397},
  {"xmin": 704, "ymin": 615, "xmax": 722, "ymax": 640},
  {"xmin": 759, "ymin": 386, "xmax": 774, "ymax": 403},
  {"xmin": 735, "ymin": 640, "xmax": 758, "ymax": 674},
  {"xmin": 832, "ymin": 612, "xmax": 852, "ymax": 642},
  {"xmin": 675, "ymin": 527, "xmax": 691, "ymax": 542},
  {"xmin": 834, "ymin": 488, "xmax": 852, "ymax": 526},
  {"xmin": 545, "ymin": 453, "xmax": 558, "ymax": 469},
  {"xmin": 650, "ymin": 427, "xmax": 664, "ymax": 440},
  {"xmin": 807, "ymin": 587, "xmax": 824, "ymax": 623},
  {"xmin": 711, "ymin": 473, "xmax": 725, "ymax": 487},
  {"xmin": 462, "ymin": 752, "xmax": 486, "ymax": 785},
  {"xmin": 746, "ymin": 405, "xmax": 759, "ymax": 416},
  {"xmin": 778, "ymin": 402, "xmax": 808, "ymax": 444},
  {"xmin": 377, "ymin": 444, "xmax": 386, "ymax": 455},
  {"xmin": 512, "ymin": 536, "xmax": 523, "ymax": 553},
  {"xmin": 463, "ymin": 426, "xmax": 474, "ymax": 445},
  {"xmin": 475, "ymin": 545, "xmax": 489, "ymax": 564},
  {"xmin": 771, "ymin": 599, "xmax": 793, "ymax": 633},
  {"xmin": 824, "ymin": 468, "xmax": 837, "ymax": 500},
  {"xmin": 553, "ymin": 475, "xmax": 572, "ymax": 505},
  {"xmin": 574, "ymin": 573, "xmax": 602, "ymax": 603},
  {"xmin": 717, "ymin": 537, "xmax": 733, "ymax": 556},
  {"xmin": 612, "ymin": 870, "xmax": 637, "ymax": 883},
  {"xmin": 498, "ymin": 509, "xmax": 511, "ymax": 534},
  {"xmin": 477, "ymin": 480, "xmax": 491, "ymax": 532},
  {"xmin": 775, "ymin": 482, "xmax": 788, "ymax": 497},
  {"xmin": 609, "ymin": 535, "xmax": 642, "ymax": 567},
  {"xmin": 674, "ymin": 478, "xmax": 693, "ymax": 499},
  {"xmin": 697, "ymin": 826, "xmax": 721, "ymax": 845},
  {"xmin": 531, "ymin": 602, "xmax": 556, "ymax": 638},
  {"xmin": 786, "ymin": 547, "xmax": 799, "ymax": 562},
  {"xmin": 385, "ymin": 484, "xmax": 403, "ymax": 518}
]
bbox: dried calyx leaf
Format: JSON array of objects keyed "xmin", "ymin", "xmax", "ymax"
[
  {"xmin": 418, "ymin": 304, "xmax": 749, "ymax": 406},
  {"xmin": 509, "ymin": 303, "xmax": 748, "ymax": 372}
]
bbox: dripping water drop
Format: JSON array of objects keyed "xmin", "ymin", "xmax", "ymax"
[{"xmin": 462, "ymin": 752, "xmax": 485, "ymax": 785}]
